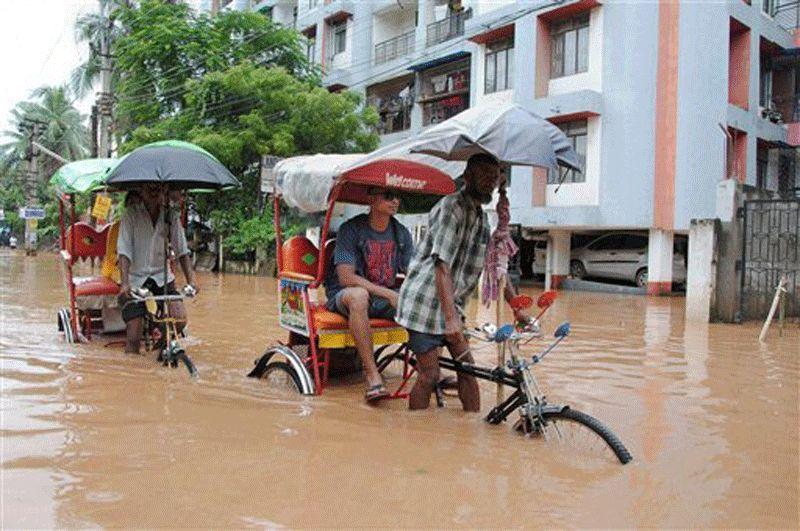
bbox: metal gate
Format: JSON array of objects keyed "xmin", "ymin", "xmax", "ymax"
[{"xmin": 740, "ymin": 199, "xmax": 800, "ymax": 320}]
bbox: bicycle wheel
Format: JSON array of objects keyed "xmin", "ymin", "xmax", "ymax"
[
  {"xmin": 540, "ymin": 407, "xmax": 632, "ymax": 465},
  {"xmin": 260, "ymin": 361, "xmax": 303, "ymax": 394}
]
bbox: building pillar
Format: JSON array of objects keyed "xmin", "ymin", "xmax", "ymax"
[
  {"xmin": 546, "ymin": 229, "xmax": 570, "ymax": 290},
  {"xmin": 685, "ymin": 219, "xmax": 719, "ymax": 322},
  {"xmin": 647, "ymin": 228, "xmax": 674, "ymax": 295}
]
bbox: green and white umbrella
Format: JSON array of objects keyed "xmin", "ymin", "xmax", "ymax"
[{"xmin": 50, "ymin": 158, "xmax": 116, "ymax": 194}]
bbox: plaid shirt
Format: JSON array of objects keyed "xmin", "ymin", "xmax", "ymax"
[{"xmin": 395, "ymin": 189, "xmax": 489, "ymax": 334}]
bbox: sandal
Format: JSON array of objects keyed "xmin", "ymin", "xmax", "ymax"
[{"xmin": 365, "ymin": 383, "xmax": 389, "ymax": 402}]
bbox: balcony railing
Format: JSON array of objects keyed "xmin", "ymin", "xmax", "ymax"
[
  {"xmin": 426, "ymin": 8, "xmax": 472, "ymax": 47},
  {"xmin": 374, "ymin": 30, "xmax": 415, "ymax": 65},
  {"xmin": 774, "ymin": 0, "xmax": 800, "ymax": 32}
]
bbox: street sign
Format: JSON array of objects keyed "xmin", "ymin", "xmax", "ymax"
[{"xmin": 19, "ymin": 206, "xmax": 46, "ymax": 219}]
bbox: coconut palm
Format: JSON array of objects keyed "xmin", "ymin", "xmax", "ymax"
[
  {"xmin": 0, "ymin": 86, "xmax": 90, "ymax": 180},
  {"xmin": 70, "ymin": 0, "xmax": 128, "ymax": 98}
]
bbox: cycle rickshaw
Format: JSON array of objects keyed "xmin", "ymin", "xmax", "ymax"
[
  {"xmin": 247, "ymin": 154, "xmax": 457, "ymax": 394},
  {"xmin": 53, "ymin": 141, "xmax": 240, "ymax": 378},
  {"xmin": 247, "ymin": 152, "xmax": 632, "ymax": 464}
]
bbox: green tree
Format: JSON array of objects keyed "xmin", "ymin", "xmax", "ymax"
[
  {"xmin": 1, "ymin": 86, "xmax": 89, "ymax": 179},
  {"xmin": 70, "ymin": 0, "xmax": 128, "ymax": 98},
  {"xmin": 122, "ymin": 62, "xmax": 377, "ymax": 252},
  {"xmin": 113, "ymin": 1, "xmax": 315, "ymax": 136}
]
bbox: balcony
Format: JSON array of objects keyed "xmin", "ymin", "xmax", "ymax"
[
  {"xmin": 374, "ymin": 30, "xmax": 415, "ymax": 65},
  {"xmin": 426, "ymin": 9, "xmax": 472, "ymax": 47}
]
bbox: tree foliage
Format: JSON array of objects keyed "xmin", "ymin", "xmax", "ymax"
[{"xmin": 111, "ymin": 3, "xmax": 379, "ymax": 254}]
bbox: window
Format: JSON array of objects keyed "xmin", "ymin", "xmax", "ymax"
[
  {"xmin": 548, "ymin": 120, "xmax": 587, "ymax": 184},
  {"xmin": 757, "ymin": 144, "xmax": 769, "ymax": 189},
  {"xmin": 762, "ymin": 0, "xmax": 776, "ymax": 16},
  {"xmin": 550, "ymin": 14, "xmax": 590, "ymax": 78},
  {"xmin": 419, "ymin": 58, "xmax": 470, "ymax": 126},
  {"xmin": 306, "ymin": 37, "xmax": 316, "ymax": 63},
  {"xmin": 760, "ymin": 56, "xmax": 773, "ymax": 108},
  {"xmin": 367, "ymin": 76, "xmax": 415, "ymax": 134},
  {"xmin": 308, "ymin": 0, "xmax": 319, "ymax": 9},
  {"xmin": 485, "ymin": 38, "xmax": 514, "ymax": 94},
  {"xmin": 620, "ymin": 235, "xmax": 648, "ymax": 250},
  {"xmin": 332, "ymin": 22, "xmax": 347, "ymax": 55}
]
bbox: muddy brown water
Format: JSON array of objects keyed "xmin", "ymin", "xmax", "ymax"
[{"xmin": 1, "ymin": 250, "xmax": 798, "ymax": 528}]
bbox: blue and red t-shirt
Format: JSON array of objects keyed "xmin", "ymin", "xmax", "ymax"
[{"xmin": 325, "ymin": 214, "xmax": 414, "ymax": 300}]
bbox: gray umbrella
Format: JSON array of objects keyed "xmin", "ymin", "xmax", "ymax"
[
  {"xmin": 104, "ymin": 140, "xmax": 240, "ymax": 190},
  {"xmin": 409, "ymin": 102, "xmax": 581, "ymax": 171}
]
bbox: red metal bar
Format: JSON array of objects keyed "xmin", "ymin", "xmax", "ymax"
[
  {"xmin": 274, "ymin": 195, "xmax": 283, "ymax": 274},
  {"xmin": 58, "ymin": 196, "xmax": 65, "ymax": 250},
  {"xmin": 311, "ymin": 185, "xmax": 342, "ymax": 289},
  {"xmin": 303, "ymin": 288, "xmax": 323, "ymax": 394}
]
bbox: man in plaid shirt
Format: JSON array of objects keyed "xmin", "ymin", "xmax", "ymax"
[{"xmin": 395, "ymin": 154, "xmax": 529, "ymax": 411}]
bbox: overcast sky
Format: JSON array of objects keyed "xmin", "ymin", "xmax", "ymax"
[
  {"xmin": 0, "ymin": 1, "xmax": 97, "ymax": 135},
  {"xmin": 0, "ymin": 0, "xmax": 202, "ymax": 139}
]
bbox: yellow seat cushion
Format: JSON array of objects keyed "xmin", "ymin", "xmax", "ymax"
[{"xmin": 314, "ymin": 309, "xmax": 408, "ymax": 349}]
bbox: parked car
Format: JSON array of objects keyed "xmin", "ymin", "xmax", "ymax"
[{"xmin": 570, "ymin": 232, "xmax": 687, "ymax": 288}]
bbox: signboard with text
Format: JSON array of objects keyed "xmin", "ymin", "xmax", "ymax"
[{"xmin": 19, "ymin": 206, "xmax": 46, "ymax": 220}]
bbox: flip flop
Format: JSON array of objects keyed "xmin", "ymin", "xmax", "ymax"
[{"xmin": 365, "ymin": 383, "xmax": 389, "ymax": 402}]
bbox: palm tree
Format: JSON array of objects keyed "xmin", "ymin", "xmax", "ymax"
[
  {"xmin": 1, "ymin": 86, "xmax": 90, "ymax": 182},
  {"xmin": 70, "ymin": 0, "xmax": 128, "ymax": 98}
]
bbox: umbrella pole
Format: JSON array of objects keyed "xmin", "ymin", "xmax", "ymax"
[
  {"xmin": 163, "ymin": 187, "xmax": 171, "ymax": 351},
  {"xmin": 496, "ymin": 275, "xmax": 505, "ymax": 405}
]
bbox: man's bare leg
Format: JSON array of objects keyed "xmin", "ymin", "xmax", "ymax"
[
  {"xmin": 168, "ymin": 300, "xmax": 187, "ymax": 335},
  {"xmin": 339, "ymin": 287, "xmax": 382, "ymax": 388},
  {"xmin": 409, "ymin": 348, "xmax": 441, "ymax": 410},
  {"xmin": 125, "ymin": 317, "xmax": 143, "ymax": 354},
  {"xmin": 446, "ymin": 343, "xmax": 480, "ymax": 412}
]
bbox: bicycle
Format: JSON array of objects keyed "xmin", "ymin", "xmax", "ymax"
[
  {"xmin": 449, "ymin": 321, "xmax": 632, "ymax": 464},
  {"xmin": 125, "ymin": 285, "xmax": 199, "ymax": 378}
]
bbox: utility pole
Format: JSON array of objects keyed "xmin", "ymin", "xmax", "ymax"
[
  {"xmin": 90, "ymin": 104, "xmax": 99, "ymax": 157},
  {"xmin": 97, "ymin": 23, "xmax": 113, "ymax": 158},
  {"xmin": 22, "ymin": 120, "xmax": 45, "ymax": 256}
]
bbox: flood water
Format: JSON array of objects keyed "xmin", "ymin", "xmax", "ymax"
[{"xmin": 1, "ymin": 250, "xmax": 798, "ymax": 528}]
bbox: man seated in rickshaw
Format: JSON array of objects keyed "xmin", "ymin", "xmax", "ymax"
[
  {"xmin": 395, "ymin": 154, "xmax": 529, "ymax": 412},
  {"xmin": 325, "ymin": 186, "xmax": 414, "ymax": 402},
  {"xmin": 117, "ymin": 184, "xmax": 199, "ymax": 354}
]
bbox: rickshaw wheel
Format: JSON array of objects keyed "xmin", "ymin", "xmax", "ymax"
[
  {"xmin": 57, "ymin": 308, "xmax": 75, "ymax": 343},
  {"xmin": 261, "ymin": 361, "xmax": 303, "ymax": 393},
  {"xmin": 375, "ymin": 344, "xmax": 412, "ymax": 377}
]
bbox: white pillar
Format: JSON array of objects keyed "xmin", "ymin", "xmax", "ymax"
[
  {"xmin": 546, "ymin": 229, "xmax": 571, "ymax": 290},
  {"xmin": 647, "ymin": 228, "xmax": 674, "ymax": 295},
  {"xmin": 685, "ymin": 219, "xmax": 718, "ymax": 322}
]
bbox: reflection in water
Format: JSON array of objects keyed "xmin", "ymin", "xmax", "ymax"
[{"xmin": 1, "ymin": 251, "xmax": 798, "ymax": 527}]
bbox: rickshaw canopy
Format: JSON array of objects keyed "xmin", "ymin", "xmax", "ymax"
[
  {"xmin": 274, "ymin": 154, "xmax": 457, "ymax": 213},
  {"xmin": 50, "ymin": 158, "xmax": 116, "ymax": 194}
]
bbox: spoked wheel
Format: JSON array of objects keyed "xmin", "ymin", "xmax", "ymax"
[
  {"xmin": 375, "ymin": 345, "xmax": 411, "ymax": 377},
  {"xmin": 260, "ymin": 361, "xmax": 303, "ymax": 393},
  {"xmin": 535, "ymin": 407, "xmax": 633, "ymax": 465},
  {"xmin": 57, "ymin": 308, "xmax": 75, "ymax": 343}
]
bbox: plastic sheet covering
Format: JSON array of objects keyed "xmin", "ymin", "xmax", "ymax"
[{"xmin": 274, "ymin": 154, "xmax": 365, "ymax": 213}]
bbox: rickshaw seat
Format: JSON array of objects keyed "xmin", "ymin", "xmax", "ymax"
[
  {"xmin": 66, "ymin": 222, "xmax": 110, "ymax": 260},
  {"xmin": 73, "ymin": 275, "xmax": 120, "ymax": 297},
  {"xmin": 314, "ymin": 308, "xmax": 409, "ymax": 349}
]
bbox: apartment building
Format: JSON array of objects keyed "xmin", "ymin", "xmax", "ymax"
[{"xmin": 220, "ymin": 0, "xmax": 800, "ymax": 295}]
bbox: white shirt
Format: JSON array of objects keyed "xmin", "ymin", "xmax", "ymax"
[{"xmin": 117, "ymin": 202, "xmax": 190, "ymax": 288}]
